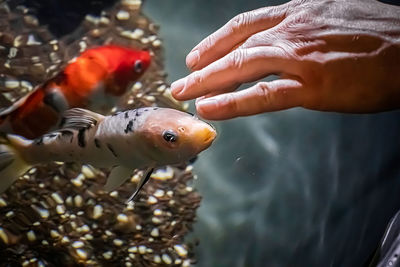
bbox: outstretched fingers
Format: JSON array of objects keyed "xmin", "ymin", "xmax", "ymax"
[
  {"xmin": 172, "ymin": 46, "xmax": 296, "ymax": 101},
  {"xmin": 195, "ymin": 79, "xmax": 304, "ymax": 120},
  {"xmin": 186, "ymin": 4, "xmax": 289, "ymax": 70}
]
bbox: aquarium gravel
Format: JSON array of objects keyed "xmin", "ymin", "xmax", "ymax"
[{"xmin": 0, "ymin": 0, "xmax": 200, "ymax": 266}]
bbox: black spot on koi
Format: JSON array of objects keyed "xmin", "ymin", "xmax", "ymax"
[
  {"xmin": 124, "ymin": 120, "xmax": 134, "ymax": 134},
  {"xmin": 107, "ymin": 143, "xmax": 118, "ymax": 158},
  {"xmin": 94, "ymin": 138, "xmax": 101, "ymax": 148},
  {"xmin": 77, "ymin": 128, "xmax": 86, "ymax": 148}
]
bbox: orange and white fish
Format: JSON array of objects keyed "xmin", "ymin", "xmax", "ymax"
[
  {"xmin": 0, "ymin": 45, "xmax": 151, "ymax": 139},
  {"xmin": 0, "ymin": 107, "xmax": 216, "ymax": 202}
]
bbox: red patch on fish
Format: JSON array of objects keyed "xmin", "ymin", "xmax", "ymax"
[{"xmin": 0, "ymin": 45, "xmax": 151, "ymax": 138}]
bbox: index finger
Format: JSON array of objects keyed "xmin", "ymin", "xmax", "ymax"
[
  {"xmin": 172, "ymin": 46, "xmax": 297, "ymax": 101},
  {"xmin": 186, "ymin": 4, "xmax": 289, "ymax": 70}
]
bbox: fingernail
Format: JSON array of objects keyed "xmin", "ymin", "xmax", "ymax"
[
  {"xmin": 195, "ymin": 96, "xmax": 205, "ymax": 105},
  {"xmin": 196, "ymin": 97, "xmax": 218, "ymax": 113},
  {"xmin": 171, "ymin": 78, "xmax": 186, "ymax": 96},
  {"xmin": 186, "ymin": 50, "xmax": 199, "ymax": 69}
]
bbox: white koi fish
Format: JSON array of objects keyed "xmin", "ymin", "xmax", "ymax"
[{"xmin": 0, "ymin": 107, "xmax": 217, "ymax": 202}]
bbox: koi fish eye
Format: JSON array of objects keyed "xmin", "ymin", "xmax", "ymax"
[
  {"xmin": 162, "ymin": 130, "xmax": 178, "ymax": 143},
  {"xmin": 134, "ymin": 60, "xmax": 143, "ymax": 73}
]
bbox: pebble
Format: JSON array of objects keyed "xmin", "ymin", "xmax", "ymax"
[
  {"xmin": 152, "ymin": 217, "xmax": 162, "ymax": 224},
  {"xmin": 51, "ymin": 193, "xmax": 64, "ymax": 204},
  {"xmin": 79, "ymin": 225, "xmax": 90, "ymax": 233},
  {"xmin": 74, "ymin": 195, "xmax": 83, "ymax": 207},
  {"xmin": 72, "ymin": 241, "xmax": 84, "ymax": 248},
  {"xmin": 65, "ymin": 196, "xmax": 73, "ymax": 206},
  {"xmin": 147, "ymin": 196, "xmax": 158, "ymax": 204},
  {"xmin": 138, "ymin": 245, "xmax": 146, "ymax": 254},
  {"xmin": 27, "ymin": 230, "xmax": 36, "ymax": 242},
  {"xmin": 110, "ymin": 191, "xmax": 118, "ymax": 198},
  {"xmin": 121, "ymin": 0, "xmax": 142, "ymax": 8},
  {"xmin": 117, "ymin": 213, "xmax": 129, "ymax": 223},
  {"xmin": 13, "ymin": 36, "xmax": 23, "ymax": 47},
  {"xmin": 0, "ymin": 198, "xmax": 7, "ymax": 207},
  {"xmin": 32, "ymin": 205, "xmax": 49, "ymax": 219},
  {"xmin": 5, "ymin": 79, "xmax": 19, "ymax": 89},
  {"xmin": 152, "ymin": 39, "xmax": 162, "ymax": 48},
  {"xmin": 116, "ymin": 10, "xmax": 130, "ymax": 20},
  {"xmin": 154, "ymin": 190, "xmax": 165, "ymax": 198},
  {"xmin": 103, "ymin": 251, "xmax": 113, "ymax": 260},
  {"xmin": 93, "ymin": 205, "xmax": 103, "ymax": 219},
  {"xmin": 154, "ymin": 255, "xmax": 161, "ymax": 263},
  {"xmin": 76, "ymin": 249, "xmax": 87, "ymax": 260},
  {"xmin": 128, "ymin": 246, "xmax": 137, "ymax": 253},
  {"xmin": 174, "ymin": 245, "xmax": 188, "ymax": 257},
  {"xmin": 84, "ymin": 234, "xmax": 93, "ymax": 240},
  {"xmin": 151, "ymin": 166, "xmax": 174, "ymax": 180},
  {"xmin": 162, "ymin": 254, "xmax": 172, "ymax": 264},
  {"xmin": 27, "ymin": 34, "xmax": 42, "ymax": 46},
  {"xmin": 56, "ymin": 205, "xmax": 66, "ymax": 215},
  {"xmin": 153, "ymin": 209, "xmax": 162, "ymax": 216},
  {"xmin": 150, "ymin": 228, "xmax": 159, "ymax": 237},
  {"xmin": 0, "ymin": 228, "xmax": 9, "ymax": 244},
  {"xmin": 113, "ymin": 239, "xmax": 123, "ymax": 246},
  {"xmin": 50, "ymin": 230, "xmax": 60, "ymax": 238},
  {"xmin": 81, "ymin": 165, "xmax": 96, "ymax": 178},
  {"xmin": 20, "ymin": 80, "xmax": 32, "ymax": 90}
]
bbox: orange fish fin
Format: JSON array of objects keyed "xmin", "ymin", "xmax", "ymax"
[
  {"xmin": 0, "ymin": 89, "xmax": 40, "ymax": 118},
  {"xmin": 3, "ymin": 86, "xmax": 61, "ymax": 138}
]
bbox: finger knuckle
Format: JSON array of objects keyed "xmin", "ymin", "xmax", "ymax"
[
  {"xmin": 288, "ymin": 0, "xmax": 307, "ymax": 10},
  {"xmin": 256, "ymin": 82, "xmax": 274, "ymax": 106},
  {"xmin": 228, "ymin": 49, "xmax": 246, "ymax": 70},
  {"xmin": 191, "ymin": 71, "xmax": 204, "ymax": 85},
  {"xmin": 223, "ymin": 93, "xmax": 238, "ymax": 113},
  {"xmin": 240, "ymin": 34, "xmax": 261, "ymax": 49},
  {"xmin": 199, "ymin": 34, "xmax": 216, "ymax": 52},
  {"xmin": 229, "ymin": 12, "xmax": 250, "ymax": 35}
]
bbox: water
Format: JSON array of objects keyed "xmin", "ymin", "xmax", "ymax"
[{"xmin": 144, "ymin": 1, "xmax": 400, "ymax": 266}]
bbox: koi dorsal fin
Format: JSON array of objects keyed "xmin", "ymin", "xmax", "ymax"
[{"xmin": 60, "ymin": 108, "xmax": 104, "ymax": 130}]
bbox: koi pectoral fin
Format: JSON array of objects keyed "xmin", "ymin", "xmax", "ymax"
[
  {"xmin": 125, "ymin": 167, "xmax": 154, "ymax": 204},
  {"xmin": 104, "ymin": 165, "xmax": 133, "ymax": 192}
]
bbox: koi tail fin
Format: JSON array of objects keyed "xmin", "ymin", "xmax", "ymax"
[{"xmin": 0, "ymin": 134, "xmax": 31, "ymax": 194}]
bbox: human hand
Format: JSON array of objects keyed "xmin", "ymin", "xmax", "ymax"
[{"xmin": 171, "ymin": 0, "xmax": 400, "ymax": 120}]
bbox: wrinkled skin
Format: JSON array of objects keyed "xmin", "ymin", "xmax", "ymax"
[{"xmin": 171, "ymin": 0, "xmax": 400, "ymax": 120}]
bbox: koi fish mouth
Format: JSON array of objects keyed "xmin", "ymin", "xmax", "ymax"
[
  {"xmin": 205, "ymin": 129, "xmax": 217, "ymax": 144},
  {"xmin": 199, "ymin": 124, "xmax": 217, "ymax": 147}
]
